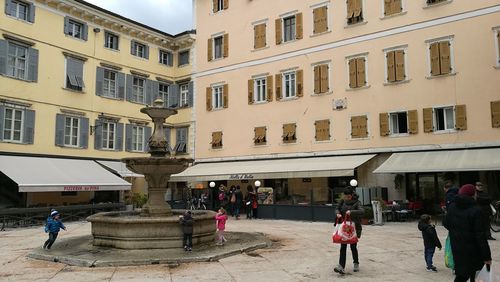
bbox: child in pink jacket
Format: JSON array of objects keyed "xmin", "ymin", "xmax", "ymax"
[{"xmin": 215, "ymin": 207, "xmax": 228, "ymax": 245}]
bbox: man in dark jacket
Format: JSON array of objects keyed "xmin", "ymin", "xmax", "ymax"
[
  {"xmin": 444, "ymin": 184, "xmax": 491, "ymax": 282},
  {"xmin": 444, "ymin": 181, "xmax": 459, "ymax": 211},
  {"xmin": 476, "ymin": 182, "xmax": 495, "ymax": 240},
  {"xmin": 234, "ymin": 186, "xmax": 243, "ymax": 219},
  {"xmin": 179, "ymin": 211, "xmax": 194, "ymax": 251},
  {"xmin": 334, "ymin": 189, "xmax": 364, "ymax": 275}
]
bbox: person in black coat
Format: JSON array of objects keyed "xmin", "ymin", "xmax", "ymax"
[
  {"xmin": 179, "ymin": 211, "xmax": 194, "ymax": 251},
  {"xmin": 475, "ymin": 182, "xmax": 495, "ymax": 240},
  {"xmin": 334, "ymin": 189, "xmax": 364, "ymax": 275},
  {"xmin": 418, "ymin": 214, "xmax": 442, "ymax": 272},
  {"xmin": 443, "ymin": 184, "xmax": 492, "ymax": 282},
  {"xmin": 444, "ymin": 181, "xmax": 459, "ymax": 211}
]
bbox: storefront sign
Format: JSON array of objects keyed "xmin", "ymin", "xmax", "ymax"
[
  {"xmin": 63, "ymin": 186, "xmax": 100, "ymax": 191},
  {"xmin": 229, "ymin": 174, "xmax": 254, "ymax": 180}
]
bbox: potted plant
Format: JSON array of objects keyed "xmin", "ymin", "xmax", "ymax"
[{"xmin": 361, "ymin": 206, "xmax": 373, "ymax": 225}]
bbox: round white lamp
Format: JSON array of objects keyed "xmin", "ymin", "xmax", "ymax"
[
  {"xmin": 350, "ymin": 179, "xmax": 358, "ymax": 187},
  {"xmin": 254, "ymin": 180, "xmax": 261, "ymax": 188},
  {"xmin": 209, "ymin": 181, "xmax": 216, "ymax": 188}
]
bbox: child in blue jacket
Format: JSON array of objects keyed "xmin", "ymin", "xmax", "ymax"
[{"xmin": 43, "ymin": 210, "xmax": 66, "ymax": 250}]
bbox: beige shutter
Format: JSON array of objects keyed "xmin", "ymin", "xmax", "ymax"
[
  {"xmin": 275, "ymin": 18, "xmax": 282, "ymax": 45},
  {"xmin": 296, "ymin": 69, "xmax": 304, "ymax": 97},
  {"xmin": 260, "ymin": 24, "xmax": 266, "ymax": 48},
  {"xmin": 393, "ymin": 0, "xmax": 402, "ymax": 14},
  {"xmin": 283, "ymin": 123, "xmax": 296, "ymax": 143},
  {"xmin": 223, "ymin": 33, "xmax": 229, "ymax": 58},
  {"xmin": 408, "ymin": 110, "xmax": 419, "ymax": 134},
  {"xmin": 423, "ymin": 108, "xmax": 434, "ymax": 133},
  {"xmin": 491, "ymin": 100, "xmax": 500, "ymax": 128},
  {"xmin": 395, "ymin": 50, "xmax": 405, "ymax": 81},
  {"xmin": 211, "ymin": 132, "xmax": 223, "ymax": 148},
  {"xmin": 295, "ymin": 13, "xmax": 303, "ymax": 40},
  {"xmin": 313, "ymin": 65, "xmax": 320, "ymax": 94},
  {"xmin": 223, "ymin": 0, "xmax": 228, "ymax": 10},
  {"xmin": 439, "ymin": 41, "xmax": 451, "ymax": 75},
  {"xmin": 379, "ymin": 113, "xmax": 390, "ymax": 136},
  {"xmin": 248, "ymin": 79, "xmax": 254, "ymax": 105},
  {"xmin": 387, "ymin": 51, "xmax": 396, "ymax": 83},
  {"xmin": 346, "ymin": 0, "xmax": 355, "ymax": 19},
  {"xmin": 207, "ymin": 38, "xmax": 213, "ymax": 62},
  {"xmin": 253, "ymin": 25, "xmax": 259, "ymax": 49},
  {"xmin": 384, "ymin": 0, "xmax": 392, "ymax": 16},
  {"xmin": 254, "ymin": 127, "xmax": 266, "ymax": 144},
  {"xmin": 313, "ymin": 7, "xmax": 319, "ymax": 34},
  {"xmin": 223, "ymin": 84, "xmax": 228, "ymax": 108},
  {"xmin": 356, "ymin": 58, "xmax": 366, "ymax": 87},
  {"xmin": 267, "ymin": 75, "xmax": 273, "ymax": 102},
  {"xmin": 498, "ymin": 33, "xmax": 500, "ymax": 63},
  {"xmin": 320, "ymin": 64, "xmax": 329, "ymax": 93},
  {"xmin": 455, "ymin": 104, "xmax": 467, "ymax": 130},
  {"xmin": 351, "ymin": 116, "xmax": 360, "ymax": 138},
  {"xmin": 254, "ymin": 24, "xmax": 266, "ymax": 49},
  {"xmin": 353, "ymin": 0, "xmax": 362, "ymax": 17},
  {"xmin": 430, "ymin": 43, "xmax": 440, "ymax": 76},
  {"xmin": 348, "ymin": 59, "xmax": 357, "ymax": 88},
  {"xmin": 315, "ymin": 119, "xmax": 330, "ymax": 141},
  {"xmin": 275, "ymin": 73, "xmax": 282, "ymax": 101},
  {"xmin": 206, "ymin": 87, "xmax": 212, "ymax": 111},
  {"xmin": 212, "ymin": 0, "xmax": 217, "ymax": 13},
  {"xmin": 314, "ymin": 6, "xmax": 328, "ymax": 34},
  {"xmin": 359, "ymin": 116, "xmax": 368, "ymax": 138}
]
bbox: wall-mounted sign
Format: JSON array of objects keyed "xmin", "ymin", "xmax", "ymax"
[
  {"xmin": 229, "ymin": 174, "xmax": 254, "ymax": 180},
  {"xmin": 63, "ymin": 186, "xmax": 100, "ymax": 191}
]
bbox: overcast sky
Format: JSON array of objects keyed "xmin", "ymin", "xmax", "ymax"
[{"xmin": 85, "ymin": 0, "xmax": 193, "ymax": 35}]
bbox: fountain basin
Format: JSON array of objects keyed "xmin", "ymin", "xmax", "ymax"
[{"xmin": 87, "ymin": 210, "xmax": 216, "ymax": 249}]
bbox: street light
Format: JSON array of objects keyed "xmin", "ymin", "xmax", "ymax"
[
  {"xmin": 350, "ymin": 179, "xmax": 358, "ymax": 187},
  {"xmin": 254, "ymin": 180, "xmax": 261, "ymax": 188},
  {"xmin": 209, "ymin": 182, "xmax": 215, "ymax": 188}
]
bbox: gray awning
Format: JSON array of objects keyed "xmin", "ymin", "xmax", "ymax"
[
  {"xmin": 373, "ymin": 148, "xmax": 500, "ymax": 174},
  {"xmin": 0, "ymin": 156, "xmax": 131, "ymax": 192},
  {"xmin": 171, "ymin": 154, "xmax": 376, "ymax": 182},
  {"xmin": 96, "ymin": 160, "xmax": 143, "ymax": 178}
]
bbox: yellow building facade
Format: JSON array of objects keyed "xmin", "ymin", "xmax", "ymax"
[
  {"xmin": 0, "ymin": 0, "xmax": 195, "ymax": 207},
  {"xmin": 178, "ymin": 0, "xmax": 500, "ymax": 216}
]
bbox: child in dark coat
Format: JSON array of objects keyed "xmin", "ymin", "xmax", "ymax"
[
  {"xmin": 43, "ymin": 210, "xmax": 66, "ymax": 250},
  {"xmin": 418, "ymin": 214, "xmax": 442, "ymax": 272},
  {"xmin": 179, "ymin": 211, "xmax": 194, "ymax": 251}
]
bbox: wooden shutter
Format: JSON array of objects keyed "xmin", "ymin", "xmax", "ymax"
[
  {"xmin": 207, "ymin": 38, "xmax": 213, "ymax": 61},
  {"xmin": 266, "ymin": 75, "xmax": 273, "ymax": 102},
  {"xmin": 348, "ymin": 59, "xmax": 357, "ymax": 88},
  {"xmin": 491, "ymin": 101, "xmax": 500, "ymax": 128},
  {"xmin": 439, "ymin": 41, "xmax": 451, "ymax": 75},
  {"xmin": 211, "ymin": 131, "xmax": 223, "ymax": 148},
  {"xmin": 223, "ymin": 0, "xmax": 228, "ymax": 10},
  {"xmin": 353, "ymin": 0, "xmax": 362, "ymax": 17},
  {"xmin": 223, "ymin": 33, "xmax": 229, "ymax": 58},
  {"xmin": 248, "ymin": 79, "xmax": 254, "ymax": 105},
  {"xmin": 320, "ymin": 64, "xmax": 329, "ymax": 93},
  {"xmin": 313, "ymin": 7, "xmax": 319, "ymax": 34},
  {"xmin": 346, "ymin": 0, "xmax": 355, "ymax": 19},
  {"xmin": 223, "ymin": 84, "xmax": 229, "ymax": 108},
  {"xmin": 260, "ymin": 24, "xmax": 266, "ymax": 48},
  {"xmin": 313, "ymin": 6, "xmax": 328, "ymax": 34},
  {"xmin": 423, "ymin": 108, "xmax": 434, "ymax": 133},
  {"xmin": 386, "ymin": 51, "xmax": 396, "ymax": 82},
  {"xmin": 283, "ymin": 123, "xmax": 296, "ymax": 142},
  {"xmin": 296, "ymin": 69, "xmax": 303, "ymax": 97},
  {"xmin": 295, "ymin": 13, "xmax": 303, "ymax": 40},
  {"xmin": 498, "ymin": 33, "xmax": 500, "ymax": 63},
  {"xmin": 455, "ymin": 104, "xmax": 467, "ymax": 130},
  {"xmin": 275, "ymin": 18, "xmax": 282, "ymax": 45},
  {"xmin": 206, "ymin": 87, "xmax": 212, "ymax": 111},
  {"xmin": 254, "ymin": 127, "xmax": 266, "ymax": 144},
  {"xmin": 379, "ymin": 113, "xmax": 390, "ymax": 136},
  {"xmin": 384, "ymin": 0, "xmax": 392, "ymax": 16},
  {"xmin": 313, "ymin": 66, "xmax": 320, "ymax": 94},
  {"xmin": 356, "ymin": 58, "xmax": 366, "ymax": 87},
  {"xmin": 351, "ymin": 116, "xmax": 362, "ymax": 138},
  {"xmin": 408, "ymin": 110, "xmax": 419, "ymax": 134},
  {"xmin": 430, "ymin": 43, "xmax": 440, "ymax": 76},
  {"xmin": 359, "ymin": 115, "xmax": 368, "ymax": 138},
  {"xmin": 254, "ymin": 24, "xmax": 266, "ymax": 49},
  {"xmin": 393, "ymin": 0, "xmax": 402, "ymax": 14},
  {"xmin": 275, "ymin": 74, "xmax": 282, "ymax": 100},
  {"xmin": 212, "ymin": 0, "xmax": 217, "ymax": 13},
  {"xmin": 395, "ymin": 50, "xmax": 405, "ymax": 81},
  {"xmin": 253, "ymin": 25, "xmax": 259, "ymax": 49},
  {"xmin": 315, "ymin": 120, "xmax": 330, "ymax": 141}
]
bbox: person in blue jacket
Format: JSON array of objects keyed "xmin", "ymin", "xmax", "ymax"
[{"xmin": 43, "ymin": 210, "xmax": 66, "ymax": 250}]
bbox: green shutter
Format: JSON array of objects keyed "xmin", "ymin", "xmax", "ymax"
[
  {"xmin": 27, "ymin": 47, "xmax": 38, "ymax": 82},
  {"xmin": 188, "ymin": 81, "xmax": 194, "ymax": 107},
  {"xmin": 144, "ymin": 126, "xmax": 152, "ymax": 152},
  {"xmin": 80, "ymin": 117, "xmax": 89, "ymax": 148},
  {"xmin": 0, "ymin": 105, "xmax": 4, "ymax": 141},
  {"xmin": 55, "ymin": 114, "xmax": 65, "ymax": 146},
  {"xmin": 94, "ymin": 119, "xmax": 103, "ymax": 150},
  {"xmin": 125, "ymin": 124, "xmax": 132, "ymax": 152},
  {"xmin": 115, "ymin": 123, "xmax": 123, "ymax": 151},
  {"xmin": 126, "ymin": 74, "xmax": 133, "ymax": 101},
  {"xmin": 0, "ymin": 40, "xmax": 7, "ymax": 75},
  {"xmin": 23, "ymin": 109, "xmax": 35, "ymax": 144},
  {"xmin": 117, "ymin": 72, "xmax": 125, "ymax": 100}
]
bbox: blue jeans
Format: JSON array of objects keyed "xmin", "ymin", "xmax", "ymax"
[{"xmin": 424, "ymin": 247, "xmax": 435, "ymax": 268}]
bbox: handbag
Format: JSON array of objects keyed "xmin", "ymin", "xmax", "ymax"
[
  {"xmin": 444, "ymin": 235, "xmax": 455, "ymax": 269},
  {"xmin": 332, "ymin": 215, "xmax": 358, "ymax": 244},
  {"xmin": 230, "ymin": 193, "xmax": 236, "ymax": 203}
]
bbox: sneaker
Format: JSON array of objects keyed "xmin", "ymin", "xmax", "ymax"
[
  {"xmin": 334, "ymin": 265, "xmax": 345, "ymax": 275},
  {"xmin": 353, "ymin": 263, "xmax": 360, "ymax": 272},
  {"xmin": 188, "ymin": 247, "xmax": 192, "ymax": 252},
  {"xmin": 426, "ymin": 266, "xmax": 437, "ymax": 272}
]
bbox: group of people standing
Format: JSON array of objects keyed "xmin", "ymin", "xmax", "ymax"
[{"xmin": 217, "ymin": 184, "xmax": 258, "ymax": 220}]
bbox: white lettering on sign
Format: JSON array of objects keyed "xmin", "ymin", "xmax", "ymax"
[
  {"xmin": 63, "ymin": 186, "xmax": 100, "ymax": 191},
  {"xmin": 229, "ymin": 174, "xmax": 254, "ymax": 180}
]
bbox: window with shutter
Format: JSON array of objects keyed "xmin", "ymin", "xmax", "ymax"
[
  {"xmin": 408, "ymin": 110, "xmax": 418, "ymax": 134},
  {"xmin": 275, "ymin": 74, "xmax": 282, "ymax": 101},
  {"xmin": 379, "ymin": 113, "xmax": 389, "ymax": 136},
  {"xmin": 223, "ymin": 34, "xmax": 229, "ymax": 58},
  {"xmin": 254, "ymin": 126, "xmax": 267, "ymax": 145},
  {"xmin": 266, "ymin": 75, "xmax": 273, "ymax": 102},
  {"xmin": 389, "ymin": 112, "xmax": 408, "ymax": 135},
  {"xmin": 386, "ymin": 49, "xmax": 406, "ymax": 83},
  {"xmin": 283, "ymin": 15, "xmax": 296, "ymax": 43},
  {"xmin": 159, "ymin": 50, "xmax": 173, "ymax": 66},
  {"xmin": 65, "ymin": 56, "xmax": 85, "ymax": 91},
  {"xmin": 351, "ymin": 115, "xmax": 367, "ymax": 139},
  {"xmin": 254, "ymin": 23, "xmax": 266, "ymax": 49},
  {"xmin": 211, "ymin": 131, "xmax": 223, "ymax": 149},
  {"xmin": 7, "ymin": 0, "xmax": 34, "ymax": 22},
  {"xmin": 104, "ymin": 32, "xmax": 119, "ymax": 50},
  {"xmin": 282, "ymin": 123, "xmax": 296, "ymax": 143},
  {"xmin": 206, "ymin": 87, "xmax": 212, "ymax": 111},
  {"xmin": 223, "ymin": 84, "xmax": 229, "ymax": 108},
  {"xmin": 207, "ymin": 38, "xmax": 213, "ymax": 61},
  {"xmin": 313, "ymin": 6, "xmax": 328, "ymax": 34},
  {"xmin": 423, "ymin": 108, "xmax": 434, "ymax": 133},
  {"xmin": 384, "ymin": 0, "xmax": 402, "ymax": 16},
  {"xmin": 491, "ymin": 101, "xmax": 500, "ymax": 128},
  {"xmin": 429, "ymin": 40, "xmax": 453, "ymax": 76},
  {"xmin": 253, "ymin": 77, "xmax": 266, "ymax": 103},
  {"xmin": 295, "ymin": 13, "xmax": 303, "ymax": 40},
  {"xmin": 313, "ymin": 65, "xmax": 321, "ymax": 94},
  {"xmin": 2, "ymin": 107, "xmax": 24, "ymax": 143},
  {"xmin": 433, "ymin": 106, "xmax": 455, "ymax": 131},
  {"xmin": 347, "ymin": 0, "xmax": 363, "ymax": 25},
  {"xmin": 315, "ymin": 119, "xmax": 330, "ymax": 141},
  {"xmin": 275, "ymin": 18, "xmax": 282, "ymax": 45},
  {"xmin": 454, "ymin": 104, "xmax": 467, "ymax": 130}
]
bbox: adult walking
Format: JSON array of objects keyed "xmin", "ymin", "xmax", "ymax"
[
  {"xmin": 443, "ymin": 184, "xmax": 491, "ymax": 282},
  {"xmin": 476, "ymin": 182, "xmax": 495, "ymax": 240},
  {"xmin": 334, "ymin": 189, "xmax": 364, "ymax": 275},
  {"xmin": 245, "ymin": 185, "xmax": 258, "ymax": 219},
  {"xmin": 233, "ymin": 186, "xmax": 243, "ymax": 219}
]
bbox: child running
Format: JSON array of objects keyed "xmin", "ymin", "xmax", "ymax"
[
  {"xmin": 215, "ymin": 207, "xmax": 228, "ymax": 245},
  {"xmin": 418, "ymin": 214, "xmax": 442, "ymax": 272},
  {"xmin": 43, "ymin": 210, "xmax": 66, "ymax": 250}
]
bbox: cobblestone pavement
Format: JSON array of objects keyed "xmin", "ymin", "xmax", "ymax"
[{"xmin": 1, "ymin": 217, "xmax": 498, "ymax": 281}]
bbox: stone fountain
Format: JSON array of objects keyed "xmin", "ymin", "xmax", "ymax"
[{"xmin": 87, "ymin": 99, "xmax": 216, "ymax": 249}]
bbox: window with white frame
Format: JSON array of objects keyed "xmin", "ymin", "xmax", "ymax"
[
  {"xmin": 389, "ymin": 112, "xmax": 408, "ymax": 134},
  {"xmin": 283, "ymin": 15, "xmax": 296, "ymax": 42},
  {"xmin": 213, "ymin": 36, "xmax": 223, "ymax": 59},
  {"xmin": 427, "ymin": 38, "xmax": 454, "ymax": 76},
  {"xmin": 434, "ymin": 107, "xmax": 455, "ymax": 131},
  {"xmin": 68, "ymin": 20, "xmax": 84, "ymax": 39},
  {"xmin": 132, "ymin": 77, "xmax": 145, "ymax": 104},
  {"xmin": 214, "ymin": 0, "xmax": 224, "ymax": 12},
  {"xmin": 102, "ymin": 121, "xmax": 116, "ymax": 149},
  {"xmin": 159, "ymin": 50, "xmax": 173, "ymax": 66},
  {"xmin": 104, "ymin": 32, "xmax": 119, "ymax": 50},
  {"xmin": 283, "ymin": 71, "xmax": 296, "ymax": 98},
  {"xmin": 179, "ymin": 84, "xmax": 189, "ymax": 107},
  {"xmin": 3, "ymin": 108, "xmax": 23, "ymax": 142},
  {"xmin": 7, "ymin": 42, "xmax": 27, "ymax": 80},
  {"xmin": 254, "ymin": 77, "xmax": 267, "ymax": 102},
  {"xmin": 64, "ymin": 116, "xmax": 79, "ymax": 147},
  {"xmin": 159, "ymin": 83, "xmax": 169, "ymax": 107},
  {"xmin": 212, "ymin": 86, "xmax": 223, "ymax": 109},
  {"xmin": 103, "ymin": 69, "xmax": 117, "ymax": 98},
  {"xmin": 131, "ymin": 41, "xmax": 147, "ymax": 58},
  {"xmin": 132, "ymin": 126, "xmax": 144, "ymax": 152},
  {"xmin": 9, "ymin": 0, "xmax": 29, "ymax": 21}
]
